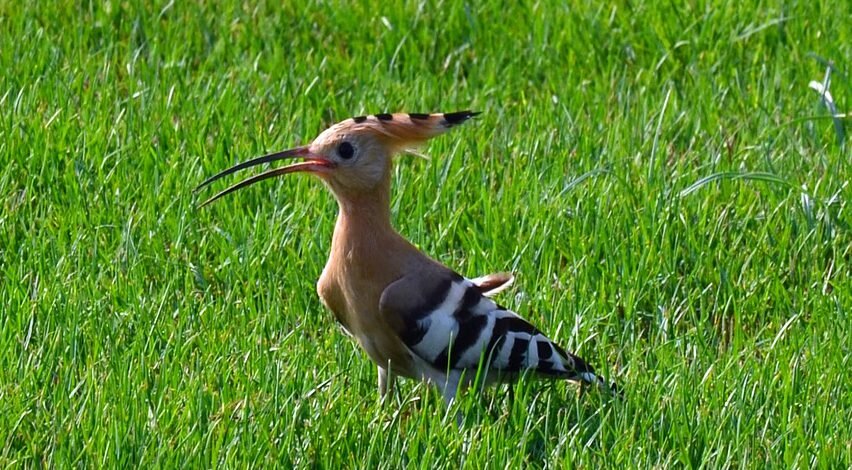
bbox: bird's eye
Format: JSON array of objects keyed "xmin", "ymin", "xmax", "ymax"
[{"xmin": 338, "ymin": 142, "xmax": 355, "ymax": 160}]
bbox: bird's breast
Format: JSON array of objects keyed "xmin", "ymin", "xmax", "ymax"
[
  {"xmin": 316, "ymin": 268, "xmax": 350, "ymax": 331},
  {"xmin": 316, "ymin": 263, "xmax": 417, "ymax": 377}
]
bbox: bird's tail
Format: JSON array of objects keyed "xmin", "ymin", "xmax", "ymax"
[{"xmin": 565, "ymin": 352, "xmax": 622, "ymax": 396}]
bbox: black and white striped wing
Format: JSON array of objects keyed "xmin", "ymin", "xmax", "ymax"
[{"xmin": 381, "ymin": 272, "xmax": 599, "ymax": 383}]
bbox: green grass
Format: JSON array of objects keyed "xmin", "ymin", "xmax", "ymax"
[{"xmin": 1, "ymin": 0, "xmax": 850, "ymax": 467}]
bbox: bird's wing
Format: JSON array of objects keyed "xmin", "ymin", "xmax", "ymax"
[
  {"xmin": 470, "ymin": 272, "xmax": 514, "ymax": 297},
  {"xmin": 379, "ymin": 269, "xmax": 599, "ymax": 383}
]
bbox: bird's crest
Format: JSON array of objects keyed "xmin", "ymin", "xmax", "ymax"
[{"xmin": 325, "ymin": 111, "xmax": 480, "ymax": 149}]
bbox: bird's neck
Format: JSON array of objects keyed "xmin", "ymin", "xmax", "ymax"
[
  {"xmin": 336, "ymin": 191, "xmax": 392, "ymax": 233},
  {"xmin": 322, "ymin": 174, "xmax": 430, "ymax": 313},
  {"xmin": 330, "ymin": 176, "xmax": 401, "ymax": 262}
]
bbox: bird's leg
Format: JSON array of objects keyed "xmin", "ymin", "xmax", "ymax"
[
  {"xmin": 440, "ymin": 371, "xmax": 465, "ymax": 427},
  {"xmin": 378, "ymin": 365, "xmax": 396, "ymax": 403}
]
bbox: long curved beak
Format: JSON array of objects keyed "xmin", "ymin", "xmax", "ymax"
[{"xmin": 195, "ymin": 146, "xmax": 335, "ymax": 207}]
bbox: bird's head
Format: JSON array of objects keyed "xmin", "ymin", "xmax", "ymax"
[{"xmin": 196, "ymin": 111, "xmax": 479, "ymax": 206}]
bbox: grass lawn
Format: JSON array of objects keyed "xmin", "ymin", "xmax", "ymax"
[{"xmin": 1, "ymin": 0, "xmax": 850, "ymax": 467}]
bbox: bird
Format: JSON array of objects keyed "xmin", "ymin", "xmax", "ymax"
[{"xmin": 196, "ymin": 111, "xmax": 618, "ymax": 411}]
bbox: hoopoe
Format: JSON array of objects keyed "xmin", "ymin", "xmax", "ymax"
[{"xmin": 197, "ymin": 111, "xmax": 617, "ymax": 410}]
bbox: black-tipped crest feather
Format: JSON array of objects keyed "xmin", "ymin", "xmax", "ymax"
[{"xmin": 442, "ymin": 111, "xmax": 481, "ymax": 127}]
